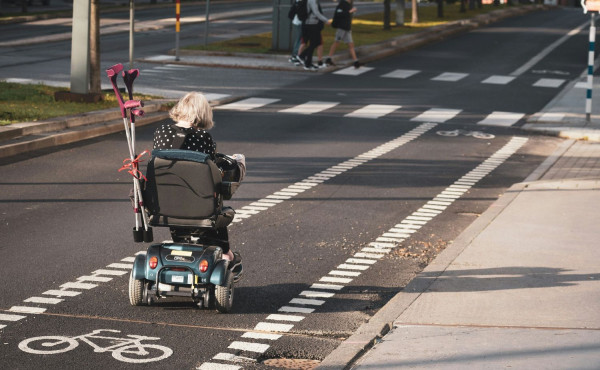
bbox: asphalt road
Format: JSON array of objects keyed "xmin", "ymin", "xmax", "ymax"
[{"xmin": 0, "ymin": 4, "xmax": 592, "ymax": 369}]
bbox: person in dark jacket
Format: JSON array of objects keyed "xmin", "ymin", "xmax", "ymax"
[
  {"xmin": 298, "ymin": 0, "xmax": 331, "ymax": 71},
  {"xmin": 325, "ymin": 0, "xmax": 359, "ymax": 68}
]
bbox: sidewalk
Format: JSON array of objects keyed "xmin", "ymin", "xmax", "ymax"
[{"xmin": 318, "ymin": 138, "xmax": 600, "ymax": 368}]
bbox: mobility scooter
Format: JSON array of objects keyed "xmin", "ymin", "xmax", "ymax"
[{"xmin": 106, "ymin": 63, "xmax": 242, "ymax": 313}]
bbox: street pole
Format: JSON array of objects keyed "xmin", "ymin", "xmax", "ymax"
[
  {"xmin": 586, "ymin": 12, "xmax": 596, "ymax": 123},
  {"xmin": 129, "ymin": 0, "xmax": 135, "ymax": 69},
  {"xmin": 175, "ymin": 0, "xmax": 181, "ymax": 61},
  {"xmin": 204, "ymin": 0, "xmax": 211, "ymax": 46},
  {"xmin": 70, "ymin": 0, "xmax": 91, "ymax": 94}
]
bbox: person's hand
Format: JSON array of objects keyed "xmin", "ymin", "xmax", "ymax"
[
  {"xmin": 350, "ymin": 7, "xmax": 357, "ymax": 13},
  {"xmin": 327, "ymin": 19, "xmax": 333, "ymax": 25}
]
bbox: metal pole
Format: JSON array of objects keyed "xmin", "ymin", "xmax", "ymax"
[
  {"xmin": 129, "ymin": 0, "xmax": 135, "ymax": 69},
  {"xmin": 204, "ymin": 0, "xmax": 210, "ymax": 46},
  {"xmin": 175, "ymin": 0, "xmax": 181, "ymax": 61},
  {"xmin": 586, "ymin": 12, "xmax": 596, "ymax": 123},
  {"xmin": 70, "ymin": 0, "xmax": 91, "ymax": 94}
]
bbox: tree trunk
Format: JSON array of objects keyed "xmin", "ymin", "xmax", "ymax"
[
  {"xmin": 411, "ymin": 0, "xmax": 418, "ymax": 24},
  {"xmin": 90, "ymin": 0, "xmax": 101, "ymax": 94},
  {"xmin": 437, "ymin": 0, "xmax": 443, "ymax": 18},
  {"xmin": 384, "ymin": 0, "xmax": 391, "ymax": 30}
]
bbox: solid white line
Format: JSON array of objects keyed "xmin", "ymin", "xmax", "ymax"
[
  {"xmin": 511, "ymin": 21, "xmax": 588, "ymax": 76},
  {"xmin": 228, "ymin": 341, "xmax": 270, "ymax": 353},
  {"xmin": 266, "ymin": 314, "xmax": 304, "ymax": 322},
  {"xmin": 279, "ymin": 306, "xmax": 315, "ymax": 314},
  {"xmin": 279, "ymin": 101, "xmax": 339, "ymax": 114},
  {"xmin": 9, "ymin": 306, "xmax": 46, "ymax": 314},
  {"xmin": 290, "ymin": 298, "xmax": 326, "ymax": 306},
  {"xmin": 0, "ymin": 313, "xmax": 27, "ymax": 321},
  {"xmin": 242, "ymin": 332, "xmax": 282, "ymax": 340},
  {"xmin": 254, "ymin": 322, "xmax": 294, "ymax": 332},
  {"xmin": 106, "ymin": 263, "xmax": 132, "ymax": 270},
  {"xmin": 24, "ymin": 297, "xmax": 63, "ymax": 304}
]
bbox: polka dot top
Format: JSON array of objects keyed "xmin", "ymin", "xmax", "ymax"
[{"xmin": 153, "ymin": 124, "xmax": 216, "ymax": 158}]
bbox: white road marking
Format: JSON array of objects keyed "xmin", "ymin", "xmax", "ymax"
[
  {"xmin": 337, "ymin": 264, "xmax": 370, "ymax": 271},
  {"xmin": 279, "ymin": 101, "xmax": 339, "ymax": 114},
  {"xmin": 478, "ymin": 111, "xmax": 525, "ymax": 126},
  {"xmin": 290, "ymin": 298, "xmax": 326, "ymax": 306},
  {"xmin": 121, "ymin": 257, "xmax": 136, "ymax": 263},
  {"xmin": 319, "ymin": 276, "xmax": 353, "ymax": 284},
  {"xmin": 411, "ymin": 108, "xmax": 462, "ymax": 123},
  {"xmin": 217, "ymin": 97, "xmax": 280, "ymax": 111},
  {"xmin": 106, "ymin": 263, "xmax": 132, "ymax": 270},
  {"xmin": 0, "ymin": 325, "xmax": 5, "ymax": 329},
  {"xmin": 228, "ymin": 341, "xmax": 270, "ymax": 353},
  {"xmin": 242, "ymin": 332, "xmax": 282, "ymax": 340},
  {"xmin": 381, "ymin": 69, "xmax": 420, "ymax": 79},
  {"xmin": 93, "ymin": 269, "xmax": 128, "ymax": 276},
  {"xmin": 329, "ymin": 270, "xmax": 361, "ymax": 277},
  {"xmin": 310, "ymin": 283, "xmax": 344, "ymax": 290},
  {"xmin": 24, "ymin": 297, "xmax": 63, "ymax": 304},
  {"xmin": 77, "ymin": 275, "xmax": 113, "ymax": 283},
  {"xmin": 279, "ymin": 306, "xmax": 315, "ymax": 314},
  {"xmin": 333, "ymin": 66, "xmax": 374, "ymax": 75},
  {"xmin": 300, "ymin": 290, "xmax": 336, "ymax": 298},
  {"xmin": 533, "ymin": 78, "xmax": 565, "ymax": 88},
  {"xmin": 346, "ymin": 258, "xmax": 377, "ymax": 265},
  {"xmin": 0, "ymin": 313, "xmax": 27, "ymax": 321},
  {"xmin": 266, "ymin": 314, "xmax": 304, "ymax": 322},
  {"xmin": 539, "ymin": 112, "xmax": 565, "ymax": 122},
  {"xmin": 345, "ymin": 104, "xmax": 401, "ymax": 119},
  {"xmin": 432, "ymin": 72, "xmax": 468, "ymax": 82},
  {"xmin": 43, "ymin": 290, "xmax": 81, "ymax": 297},
  {"xmin": 198, "ymin": 363, "xmax": 242, "ymax": 370},
  {"xmin": 9, "ymin": 306, "xmax": 46, "ymax": 314},
  {"xmin": 254, "ymin": 322, "xmax": 294, "ymax": 332},
  {"xmin": 213, "ymin": 353, "xmax": 256, "ymax": 363},
  {"xmin": 481, "ymin": 75, "xmax": 515, "ymax": 85},
  {"xmin": 60, "ymin": 282, "xmax": 97, "ymax": 290}
]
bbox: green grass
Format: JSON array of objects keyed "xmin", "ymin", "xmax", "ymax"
[
  {"xmin": 0, "ymin": 81, "xmax": 155, "ymax": 125},
  {"xmin": 184, "ymin": 3, "xmax": 520, "ymax": 53}
]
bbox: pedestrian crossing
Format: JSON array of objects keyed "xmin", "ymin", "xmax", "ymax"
[{"xmin": 216, "ymin": 97, "xmax": 526, "ymax": 127}]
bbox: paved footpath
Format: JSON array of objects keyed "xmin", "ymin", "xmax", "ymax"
[{"xmin": 318, "ymin": 139, "xmax": 600, "ymax": 369}]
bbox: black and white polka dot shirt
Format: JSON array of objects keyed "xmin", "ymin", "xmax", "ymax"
[{"xmin": 153, "ymin": 124, "xmax": 216, "ymax": 158}]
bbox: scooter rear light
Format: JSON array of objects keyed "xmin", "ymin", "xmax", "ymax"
[
  {"xmin": 199, "ymin": 259, "xmax": 209, "ymax": 273},
  {"xmin": 149, "ymin": 256, "xmax": 158, "ymax": 269}
]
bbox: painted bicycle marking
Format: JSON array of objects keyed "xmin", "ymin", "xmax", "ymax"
[
  {"xmin": 436, "ymin": 129, "xmax": 495, "ymax": 139},
  {"xmin": 18, "ymin": 329, "xmax": 173, "ymax": 364}
]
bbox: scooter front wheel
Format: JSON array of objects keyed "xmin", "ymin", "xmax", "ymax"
[{"xmin": 128, "ymin": 271, "xmax": 145, "ymax": 306}]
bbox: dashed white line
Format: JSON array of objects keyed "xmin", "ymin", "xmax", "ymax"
[
  {"xmin": 106, "ymin": 263, "xmax": 133, "ymax": 270},
  {"xmin": 9, "ymin": 306, "xmax": 46, "ymax": 314},
  {"xmin": 411, "ymin": 108, "xmax": 462, "ymax": 123},
  {"xmin": 60, "ymin": 282, "xmax": 97, "ymax": 290},
  {"xmin": 216, "ymin": 97, "xmax": 280, "ymax": 111},
  {"xmin": 279, "ymin": 101, "xmax": 339, "ymax": 114},
  {"xmin": 266, "ymin": 314, "xmax": 305, "ymax": 322},
  {"xmin": 0, "ymin": 313, "xmax": 27, "ymax": 321},
  {"xmin": 345, "ymin": 104, "xmax": 401, "ymax": 119},
  {"xmin": 381, "ymin": 69, "xmax": 420, "ymax": 79},
  {"xmin": 228, "ymin": 341, "xmax": 270, "ymax": 353},
  {"xmin": 24, "ymin": 297, "xmax": 63, "ymax": 305},
  {"xmin": 242, "ymin": 332, "xmax": 282, "ymax": 340},
  {"xmin": 254, "ymin": 322, "xmax": 294, "ymax": 332}
]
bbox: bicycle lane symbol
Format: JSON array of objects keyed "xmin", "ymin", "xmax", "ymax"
[
  {"xmin": 18, "ymin": 329, "xmax": 173, "ymax": 364},
  {"xmin": 436, "ymin": 129, "xmax": 495, "ymax": 139}
]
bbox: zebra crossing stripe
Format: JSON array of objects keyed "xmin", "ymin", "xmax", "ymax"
[
  {"xmin": 217, "ymin": 97, "xmax": 280, "ymax": 111},
  {"xmin": 228, "ymin": 341, "xmax": 270, "ymax": 353},
  {"xmin": 333, "ymin": 66, "xmax": 374, "ymax": 76},
  {"xmin": 0, "ymin": 313, "xmax": 27, "ymax": 321},
  {"xmin": 477, "ymin": 112, "xmax": 525, "ymax": 127},
  {"xmin": 381, "ymin": 69, "xmax": 420, "ymax": 79},
  {"xmin": 533, "ymin": 78, "xmax": 565, "ymax": 88},
  {"xmin": 411, "ymin": 108, "xmax": 462, "ymax": 123},
  {"xmin": 198, "ymin": 362, "xmax": 242, "ymax": 370},
  {"xmin": 24, "ymin": 297, "xmax": 63, "ymax": 304},
  {"xmin": 345, "ymin": 104, "xmax": 401, "ymax": 119},
  {"xmin": 482, "ymin": 75, "xmax": 515, "ymax": 85},
  {"xmin": 279, "ymin": 101, "xmax": 339, "ymax": 114},
  {"xmin": 432, "ymin": 72, "xmax": 468, "ymax": 82}
]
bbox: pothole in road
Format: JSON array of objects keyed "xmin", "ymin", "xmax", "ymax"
[{"xmin": 262, "ymin": 358, "xmax": 320, "ymax": 369}]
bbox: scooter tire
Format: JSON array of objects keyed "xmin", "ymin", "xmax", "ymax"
[
  {"xmin": 128, "ymin": 271, "xmax": 145, "ymax": 306},
  {"xmin": 215, "ymin": 271, "xmax": 234, "ymax": 313}
]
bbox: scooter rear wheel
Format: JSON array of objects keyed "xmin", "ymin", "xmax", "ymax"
[
  {"xmin": 215, "ymin": 271, "xmax": 234, "ymax": 313},
  {"xmin": 128, "ymin": 271, "xmax": 145, "ymax": 306}
]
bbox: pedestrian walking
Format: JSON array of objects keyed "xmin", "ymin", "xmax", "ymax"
[
  {"xmin": 298, "ymin": 0, "xmax": 331, "ymax": 71},
  {"xmin": 325, "ymin": 0, "xmax": 360, "ymax": 68},
  {"xmin": 288, "ymin": 0, "xmax": 305, "ymax": 65}
]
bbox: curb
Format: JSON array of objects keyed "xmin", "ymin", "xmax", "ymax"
[{"xmin": 316, "ymin": 138, "xmax": 575, "ymax": 370}]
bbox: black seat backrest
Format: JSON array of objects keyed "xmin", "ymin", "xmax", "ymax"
[{"xmin": 143, "ymin": 150, "xmax": 222, "ymax": 224}]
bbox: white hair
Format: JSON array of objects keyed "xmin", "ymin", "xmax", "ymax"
[{"xmin": 169, "ymin": 92, "xmax": 214, "ymax": 129}]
